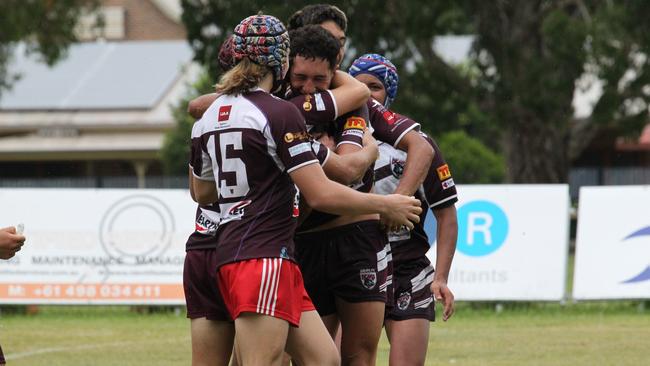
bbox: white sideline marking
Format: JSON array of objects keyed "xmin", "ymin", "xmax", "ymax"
[{"xmin": 5, "ymin": 338, "xmax": 188, "ymax": 361}]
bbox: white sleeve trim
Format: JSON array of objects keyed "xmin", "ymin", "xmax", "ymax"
[
  {"xmin": 336, "ymin": 141, "xmax": 363, "ymax": 149},
  {"xmin": 392, "ymin": 123, "xmax": 420, "ymax": 147},
  {"xmin": 327, "ymin": 89, "xmax": 338, "ymax": 119},
  {"xmin": 287, "ymin": 159, "xmax": 320, "ymax": 173},
  {"xmin": 320, "ymin": 148, "xmax": 331, "ymax": 167},
  {"xmin": 429, "ymin": 194, "xmax": 457, "ymax": 208}
]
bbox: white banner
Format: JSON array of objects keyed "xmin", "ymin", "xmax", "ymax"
[
  {"xmin": 573, "ymin": 186, "xmax": 650, "ymax": 300},
  {"xmin": 0, "ymin": 189, "xmax": 196, "ymax": 304},
  {"xmin": 426, "ymin": 185, "xmax": 570, "ymax": 301}
]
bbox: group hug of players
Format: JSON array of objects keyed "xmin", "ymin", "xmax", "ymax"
[{"xmin": 183, "ymin": 4, "xmax": 459, "ymax": 366}]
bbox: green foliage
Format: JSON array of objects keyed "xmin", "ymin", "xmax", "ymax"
[
  {"xmin": 0, "ymin": 0, "xmax": 98, "ymax": 96},
  {"xmin": 160, "ymin": 71, "xmax": 215, "ymax": 175},
  {"xmin": 437, "ymin": 130, "xmax": 505, "ymax": 184},
  {"xmin": 180, "ymin": 1, "xmax": 650, "ymax": 183}
]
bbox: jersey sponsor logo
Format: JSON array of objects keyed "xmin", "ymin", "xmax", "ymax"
[
  {"xmin": 218, "ymin": 105, "xmax": 232, "ymax": 122},
  {"xmin": 442, "ymin": 178, "xmax": 455, "ymax": 190},
  {"xmin": 288, "ymin": 142, "xmax": 311, "ymax": 157},
  {"xmin": 227, "ymin": 200, "xmax": 252, "ymax": 217},
  {"xmin": 437, "ymin": 164, "xmax": 452, "ymax": 180},
  {"xmin": 303, "ymin": 95, "xmax": 312, "ymax": 111},
  {"xmin": 284, "ymin": 131, "xmax": 309, "ymax": 143},
  {"xmin": 382, "ymin": 110, "xmax": 396, "ymax": 125},
  {"xmin": 314, "ymin": 93, "xmax": 326, "ymax": 111},
  {"xmin": 195, "ymin": 213, "xmax": 218, "ymax": 235},
  {"xmin": 341, "ymin": 129, "xmax": 364, "ymax": 138},
  {"xmin": 344, "ymin": 116, "xmax": 366, "ymax": 130},
  {"xmin": 397, "ymin": 291, "xmax": 412, "ymax": 310},
  {"xmin": 360, "ymin": 268, "xmax": 377, "ymax": 290},
  {"xmin": 292, "ymin": 189, "xmax": 300, "ymax": 217}
]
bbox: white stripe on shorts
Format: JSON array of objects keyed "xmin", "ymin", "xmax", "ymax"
[
  {"xmin": 411, "ymin": 265, "xmax": 435, "ymax": 293},
  {"xmin": 414, "ymin": 296, "xmax": 433, "ymax": 309},
  {"xmin": 257, "ymin": 258, "xmax": 283, "ymax": 315},
  {"xmin": 377, "ymin": 244, "xmax": 392, "ymax": 272}
]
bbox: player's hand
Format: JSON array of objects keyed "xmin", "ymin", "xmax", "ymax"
[
  {"xmin": 380, "ymin": 194, "xmax": 421, "ymax": 231},
  {"xmin": 0, "ymin": 226, "xmax": 26, "ymax": 260},
  {"xmin": 361, "ymin": 129, "xmax": 379, "ymax": 162},
  {"xmin": 431, "ymin": 279, "xmax": 455, "ymax": 321}
]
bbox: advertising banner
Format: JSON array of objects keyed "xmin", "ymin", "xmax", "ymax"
[
  {"xmin": 425, "ymin": 185, "xmax": 570, "ymax": 301},
  {"xmin": 0, "ymin": 189, "xmax": 196, "ymax": 304},
  {"xmin": 573, "ymin": 186, "xmax": 650, "ymax": 299}
]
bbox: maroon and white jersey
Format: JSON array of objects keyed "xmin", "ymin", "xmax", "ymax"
[
  {"xmin": 367, "ymin": 99, "xmax": 420, "ymax": 147},
  {"xmin": 374, "ymin": 131, "xmax": 458, "ymax": 262},
  {"xmin": 190, "ymin": 89, "xmax": 319, "ymax": 267}
]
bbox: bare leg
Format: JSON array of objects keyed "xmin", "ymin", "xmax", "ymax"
[
  {"xmin": 336, "ymin": 299, "xmax": 385, "ymax": 366},
  {"xmin": 191, "ymin": 318, "xmax": 234, "ymax": 366},
  {"xmin": 384, "ymin": 319, "xmax": 430, "ymax": 366},
  {"xmin": 235, "ymin": 312, "xmax": 289, "ymax": 366},
  {"xmin": 285, "ymin": 310, "xmax": 340, "ymax": 366}
]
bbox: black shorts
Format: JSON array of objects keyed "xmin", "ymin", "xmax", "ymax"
[
  {"xmin": 295, "ymin": 220, "xmax": 390, "ymax": 316},
  {"xmin": 385, "ymin": 255, "xmax": 435, "ymax": 321},
  {"xmin": 183, "ymin": 249, "xmax": 232, "ymax": 321}
]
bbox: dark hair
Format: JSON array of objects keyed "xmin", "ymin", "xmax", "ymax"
[
  {"xmin": 289, "ymin": 25, "xmax": 340, "ymax": 70},
  {"xmin": 287, "ymin": 4, "xmax": 347, "ymax": 32}
]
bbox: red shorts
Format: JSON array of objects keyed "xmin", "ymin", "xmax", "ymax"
[{"xmin": 217, "ymin": 258, "xmax": 315, "ymax": 327}]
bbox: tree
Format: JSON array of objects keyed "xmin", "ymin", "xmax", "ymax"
[
  {"xmin": 160, "ymin": 71, "xmax": 215, "ymax": 175},
  {"xmin": 0, "ymin": 0, "xmax": 98, "ymax": 97},
  {"xmin": 180, "ymin": 1, "xmax": 650, "ymax": 183}
]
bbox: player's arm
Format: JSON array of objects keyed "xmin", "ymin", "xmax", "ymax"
[
  {"xmin": 329, "ymin": 70, "xmax": 370, "ymax": 116},
  {"xmin": 323, "ymin": 130, "xmax": 378, "ymax": 185},
  {"xmin": 431, "ymin": 204, "xmax": 457, "ymax": 321},
  {"xmin": 0, "ymin": 226, "xmax": 25, "ymax": 260},
  {"xmin": 188, "ymin": 93, "xmax": 218, "ymax": 119},
  {"xmin": 289, "ymin": 163, "xmax": 422, "ymax": 230},
  {"xmin": 393, "ymin": 131, "xmax": 434, "ymax": 196},
  {"xmin": 190, "ymin": 173, "xmax": 218, "ymax": 205}
]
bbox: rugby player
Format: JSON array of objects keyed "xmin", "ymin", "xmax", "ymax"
[
  {"xmin": 189, "ymin": 14, "xmax": 421, "ymax": 366},
  {"xmin": 350, "ymin": 53, "xmax": 458, "ymax": 366}
]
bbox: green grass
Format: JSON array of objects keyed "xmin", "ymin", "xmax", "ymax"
[{"xmin": 1, "ymin": 302, "xmax": 649, "ymax": 365}]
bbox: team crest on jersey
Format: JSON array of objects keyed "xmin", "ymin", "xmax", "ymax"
[
  {"xmin": 397, "ymin": 292, "xmax": 412, "ymax": 310},
  {"xmin": 390, "ymin": 158, "xmax": 405, "ymax": 178},
  {"xmin": 437, "ymin": 164, "xmax": 452, "ymax": 180},
  {"xmin": 218, "ymin": 105, "xmax": 232, "ymax": 122},
  {"xmin": 344, "ymin": 116, "xmax": 366, "ymax": 130},
  {"xmin": 360, "ymin": 269, "xmax": 377, "ymax": 290}
]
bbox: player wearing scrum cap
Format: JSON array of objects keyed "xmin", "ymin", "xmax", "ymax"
[
  {"xmin": 350, "ymin": 53, "xmax": 458, "ymax": 366},
  {"xmin": 189, "ymin": 14, "xmax": 421, "ymax": 366}
]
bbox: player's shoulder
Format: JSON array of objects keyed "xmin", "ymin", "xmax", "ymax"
[{"xmin": 245, "ymin": 90, "xmax": 302, "ymax": 119}]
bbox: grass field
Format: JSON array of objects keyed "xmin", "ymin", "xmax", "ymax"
[{"xmin": 1, "ymin": 301, "xmax": 649, "ymax": 365}]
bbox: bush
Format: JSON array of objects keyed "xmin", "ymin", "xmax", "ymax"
[{"xmin": 437, "ymin": 130, "xmax": 505, "ymax": 183}]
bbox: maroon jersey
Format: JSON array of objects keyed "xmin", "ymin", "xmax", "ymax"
[
  {"xmin": 367, "ymin": 98, "xmax": 420, "ymax": 147},
  {"xmin": 286, "ymin": 90, "xmax": 338, "ymax": 132},
  {"xmin": 185, "ymin": 204, "xmax": 220, "ymax": 251},
  {"xmin": 190, "ymin": 89, "xmax": 319, "ymax": 267},
  {"xmin": 374, "ymin": 131, "xmax": 458, "ymax": 262},
  {"xmin": 298, "ymin": 106, "xmax": 374, "ymax": 231}
]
